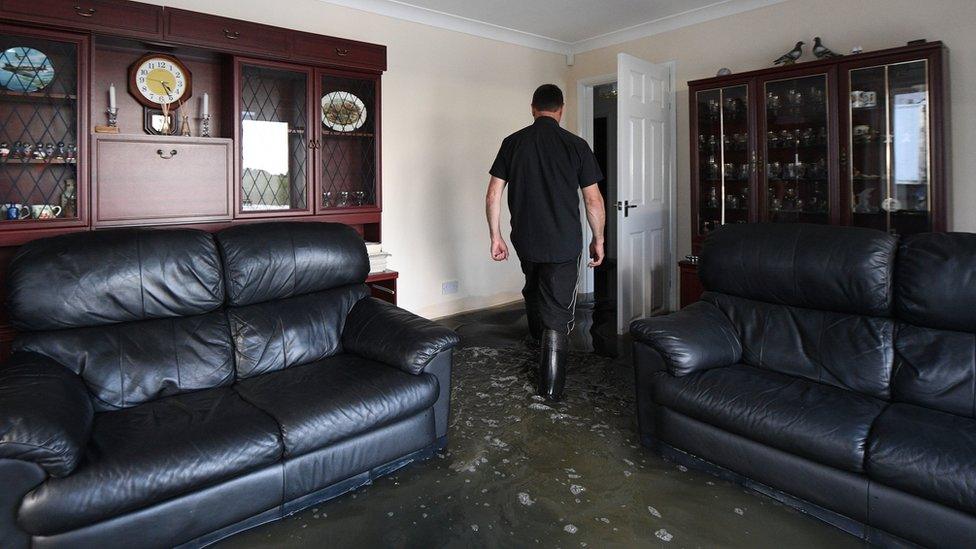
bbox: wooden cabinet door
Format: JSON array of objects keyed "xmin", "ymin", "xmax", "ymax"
[
  {"xmin": 92, "ymin": 135, "xmax": 233, "ymax": 226},
  {"xmin": 291, "ymin": 32, "xmax": 386, "ymax": 72},
  {"xmin": 164, "ymin": 8, "xmax": 289, "ymax": 58},
  {"xmin": 0, "ymin": 0, "xmax": 163, "ymax": 39}
]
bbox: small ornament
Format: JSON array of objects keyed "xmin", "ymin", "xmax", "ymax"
[
  {"xmin": 55, "ymin": 142, "xmax": 66, "ymax": 160},
  {"xmin": 66, "ymin": 144, "xmax": 77, "ymax": 162},
  {"xmin": 61, "ymin": 178, "xmax": 77, "ymax": 218},
  {"xmin": 0, "ymin": 142, "xmax": 9, "ymax": 160},
  {"xmin": 12, "ymin": 141, "xmax": 23, "ymax": 159},
  {"xmin": 716, "ymin": 67, "xmax": 732, "ymax": 76},
  {"xmin": 21, "ymin": 142, "xmax": 33, "ymax": 161},
  {"xmin": 812, "ymin": 37, "xmax": 840, "ymax": 59},
  {"xmin": 851, "ymin": 45, "xmax": 863, "ymax": 54},
  {"xmin": 774, "ymin": 41, "xmax": 805, "ymax": 65},
  {"xmin": 44, "ymin": 143, "xmax": 55, "ymax": 161}
]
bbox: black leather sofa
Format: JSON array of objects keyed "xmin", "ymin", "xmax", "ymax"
[
  {"xmin": 632, "ymin": 223, "xmax": 976, "ymax": 547},
  {"xmin": 0, "ymin": 222, "xmax": 459, "ymax": 548}
]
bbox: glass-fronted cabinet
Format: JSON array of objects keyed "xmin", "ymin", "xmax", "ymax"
[
  {"xmin": 692, "ymin": 83, "xmax": 754, "ymax": 236},
  {"xmin": 760, "ymin": 72, "xmax": 832, "ymax": 224},
  {"xmin": 0, "ymin": 27, "xmax": 86, "ymax": 229},
  {"xmin": 844, "ymin": 59, "xmax": 934, "ymax": 234},
  {"xmin": 237, "ymin": 60, "xmax": 312, "ymax": 216},
  {"xmin": 316, "ymin": 70, "xmax": 379, "ymax": 212}
]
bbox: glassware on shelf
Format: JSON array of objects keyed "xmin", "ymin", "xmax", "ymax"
[
  {"xmin": 353, "ymin": 191, "xmax": 365, "ymax": 206},
  {"xmin": 706, "ymin": 186, "xmax": 720, "ymax": 208},
  {"xmin": 337, "ymin": 191, "xmax": 350, "ymax": 207},
  {"xmin": 322, "ymin": 190, "xmax": 333, "ymax": 208}
]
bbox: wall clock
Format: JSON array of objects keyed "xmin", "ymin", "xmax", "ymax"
[{"xmin": 127, "ymin": 53, "xmax": 192, "ymax": 108}]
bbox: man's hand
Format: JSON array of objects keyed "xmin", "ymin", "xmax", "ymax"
[
  {"xmin": 588, "ymin": 238, "xmax": 604, "ymax": 267},
  {"xmin": 491, "ymin": 238, "xmax": 509, "ymax": 261}
]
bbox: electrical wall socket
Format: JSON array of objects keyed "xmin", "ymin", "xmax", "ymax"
[{"xmin": 441, "ymin": 280, "xmax": 459, "ymax": 295}]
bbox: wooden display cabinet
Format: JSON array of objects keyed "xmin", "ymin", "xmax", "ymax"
[
  {"xmin": 0, "ymin": 1, "xmax": 394, "ymax": 358},
  {"xmin": 684, "ymin": 41, "xmax": 948, "ymax": 304}
]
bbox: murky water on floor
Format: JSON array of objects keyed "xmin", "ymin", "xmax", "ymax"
[{"xmin": 221, "ymin": 343, "xmax": 863, "ymax": 548}]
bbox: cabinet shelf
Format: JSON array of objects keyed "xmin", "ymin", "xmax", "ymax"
[
  {"xmin": 0, "ymin": 91, "xmax": 77, "ymax": 102},
  {"xmin": 0, "ymin": 159, "xmax": 77, "ymax": 166},
  {"xmin": 321, "ymin": 130, "xmax": 374, "ymax": 138}
]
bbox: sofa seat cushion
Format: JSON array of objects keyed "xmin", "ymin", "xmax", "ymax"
[
  {"xmin": 18, "ymin": 388, "xmax": 283, "ymax": 535},
  {"xmin": 652, "ymin": 364, "xmax": 885, "ymax": 472},
  {"xmin": 866, "ymin": 403, "xmax": 976, "ymax": 514},
  {"xmin": 235, "ymin": 354, "xmax": 439, "ymax": 457}
]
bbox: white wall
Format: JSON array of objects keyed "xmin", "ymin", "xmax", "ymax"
[
  {"xmin": 141, "ymin": 0, "xmax": 566, "ymax": 318},
  {"xmin": 566, "ymin": 0, "xmax": 976, "ymax": 259}
]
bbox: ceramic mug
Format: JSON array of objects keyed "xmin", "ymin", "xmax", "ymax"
[
  {"xmin": 30, "ymin": 204, "xmax": 61, "ymax": 219},
  {"xmin": 850, "ymin": 90, "xmax": 864, "ymax": 108},
  {"xmin": 862, "ymin": 91, "xmax": 878, "ymax": 107},
  {"xmin": 3, "ymin": 203, "xmax": 29, "ymax": 220}
]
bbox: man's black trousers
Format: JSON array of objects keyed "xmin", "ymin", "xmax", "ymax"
[{"xmin": 520, "ymin": 256, "xmax": 581, "ymax": 337}]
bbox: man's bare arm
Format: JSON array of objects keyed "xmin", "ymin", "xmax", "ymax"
[
  {"xmin": 486, "ymin": 176, "xmax": 509, "ymax": 261},
  {"xmin": 582, "ymin": 184, "xmax": 605, "ymax": 267}
]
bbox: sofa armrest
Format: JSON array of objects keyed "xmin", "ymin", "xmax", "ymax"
[
  {"xmin": 629, "ymin": 301, "xmax": 741, "ymax": 376},
  {"xmin": 342, "ymin": 297, "xmax": 461, "ymax": 375},
  {"xmin": 0, "ymin": 353, "xmax": 93, "ymax": 477}
]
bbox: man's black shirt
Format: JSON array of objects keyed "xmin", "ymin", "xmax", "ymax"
[{"xmin": 489, "ymin": 116, "xmax": 603, "ymax": 263}]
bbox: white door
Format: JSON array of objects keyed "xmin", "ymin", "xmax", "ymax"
[{"xmin": 616, "ymin": 53, "xmax": 672, "ymax": 333}]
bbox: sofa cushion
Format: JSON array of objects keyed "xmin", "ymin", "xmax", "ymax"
[
  {"xmin": 216, "ymin": 222, "xmax": 369, "ymax": 307},
  {"xmin": 895, "ymin": 232, "xmax": 976, "ymax": 333},
  {"xmin": 652, "ymin": 364, "xmax": 885, "ymax": 472},
  {"xmin": 703, "ymin": 292, "xmax": 895, "ymax": 399},
  {"xmin": 18, "ymin": 388, "xmax": 282, "ymax": 535},
  {"xmin": 228, "ymin": 284, "xmax": 368, "ymax": 379},
  {"xmin": 235, "ymin": 355, "xmax": 439, "ymax": 457},
  {"xmin": 699, "ymin": 223, "xmax": 896, "ymax": 316},
  {"xmin": 8, "ymin": 229, "xmax": 224, "ymax": 331},
  {"xmin": 892, "ymin": 323, "xmax": 976, "ymax": 418},
  {"xmin": 866, "ymin": 403, "xmax": 976, "ymax": 514},
  {"xmin": 14, "ymin": 310, "xmax": 235, "ymax": 411}
]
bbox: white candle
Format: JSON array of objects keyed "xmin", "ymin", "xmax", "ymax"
[
  {"xmin": 109, "ymin": 83, "xmax": 116, "ymax": 109},
  {"xmin": 202, "ymin": 92, "xmax": 209, "ymax": 117}
]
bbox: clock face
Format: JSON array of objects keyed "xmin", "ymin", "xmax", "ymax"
[{"xmin": 128, "ymin": 54, "xmax": 192, "ymax": 107}]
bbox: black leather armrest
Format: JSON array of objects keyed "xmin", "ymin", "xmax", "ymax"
[
  {"xmin": 342, "ymin": 297, "xmax": 461, "ymax": 375},
  {"xmin": 0, "ymin": 353, "xmax": 93, "ymax": 477},
  {"xmin": 629, "ymin": 301, "xmax": 741, "ymax": 376}
]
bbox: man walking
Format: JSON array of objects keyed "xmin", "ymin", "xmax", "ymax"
[{"xmin": 485, "ymin": 83, "xmax": 606, "ymax": 402}]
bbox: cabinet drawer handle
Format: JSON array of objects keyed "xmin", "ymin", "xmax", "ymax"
[
  {"xmin": 74, "ymin": 5, "xmax": 96, "ymax": 17},
  {"xmin": 157, "ymin": 149, "xmax": 178, "ymax": 159},
  {"xmin": 223, "ymin": 29, "xmax": 240, "ymax": 40},
  {"xmin": 335, "ymin": 48, "xmax": 350, "ymax": 57},
  {"xmin": 370, "ymin": 284, "xmax": 394, "ymax": 295}
]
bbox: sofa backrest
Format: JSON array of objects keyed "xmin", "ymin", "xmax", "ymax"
[
  {"xmin": 215, "ymin": 222, "xmax": 369, "ymax": 379},
  {"xmin": 9, "ymin": 229, "xmax": 234, "ymax": 410},
  {"xmin": 699, "ymin": 223, "xmax": 898, "ymax": 399},
  {"xmin": 891, "ymin": 233, "xmax": 976, "ymax": 418}
]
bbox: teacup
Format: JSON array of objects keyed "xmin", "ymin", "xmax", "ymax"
[
  {"xmin": 2, "ymin": 203, "xmax": 29, "ymax": 220},
  {"xmin": 30, "ymin": 204, "xmax": 61, "ymax": 219}
]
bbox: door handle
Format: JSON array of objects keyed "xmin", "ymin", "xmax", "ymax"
[
  {"xmin": 623, "ymin": 200, "xmax": 638, "ymax": 217},
  {"xmin": 74, "ymin": 6, "xmax": 96, "ymax": 17},
  {"xmin": 156, "ymin": 149, "xmax": 177, "ymax": 159},
  {"xmin": 223, "ymin": 29, "xmax": 241, "ymax": 40}
]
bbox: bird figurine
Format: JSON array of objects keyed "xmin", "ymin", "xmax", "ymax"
[
  {"xmin": 812, "ymin": 36, "xmax": 840, "ymax": 58},
  {"xmin": 774, "ymin": 41, "xmax": 804, "ymax": 65}
]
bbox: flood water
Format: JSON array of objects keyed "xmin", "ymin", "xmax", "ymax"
[{"xmin": 221, "ymin": 306, "xmax": 863, "ymax": 548}]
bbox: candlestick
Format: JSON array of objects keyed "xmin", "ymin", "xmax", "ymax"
[
  {"xmin": 109, "ymin": 83, "xmax": 116, "ymax": 110},
  {"xmin": 106, "ymin": 107, "xmax": 119, "ymax": 128},
  {"xmin": 200, "ymin": 114, "xmax": 212, "ymax": 138},
  {"xmin": 202, "ymin": 92, "xmax": 209, "ymax": 117}
]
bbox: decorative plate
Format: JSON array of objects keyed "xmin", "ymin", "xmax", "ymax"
[
  {"xmin": 0, "ymin": 47, "xmax": 55, "ymax": 93},
  {"xmin": 321, "ymin": 91, "xmax": 366, "ymax": 132}
]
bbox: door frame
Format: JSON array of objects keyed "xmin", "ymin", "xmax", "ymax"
[{"xmin": 576, "ymin": 61, "xmax": 678, "ymax": 326}]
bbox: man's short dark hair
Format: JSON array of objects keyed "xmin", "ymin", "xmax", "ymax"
[{"xmin": 532, "ymin": 84, "xmax": 564, "ymax": 111}]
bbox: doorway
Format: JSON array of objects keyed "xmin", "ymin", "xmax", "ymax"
[{"xmin": 577, "ymin": 57, "xmax": 677, "ymax": 338}]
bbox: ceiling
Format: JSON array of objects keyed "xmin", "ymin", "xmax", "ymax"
[{"xmin": 321, "ymin": 0, "xmax": 787, "ymax": 55}]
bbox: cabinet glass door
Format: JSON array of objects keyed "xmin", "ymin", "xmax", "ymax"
[
  {"xmin": 0, "ymin": 30, "xmax": 82, "ymax": 225},
  {"xmin": 239, "ymin": 62, "xmax": 310, "ymax": 214},
  {"xmin": 317, "ymin": 71, "xmax": 377, "ymax": 212},
  {"xmin": 694, "ymin": 84, "xmax": 750, "ymax": 235},
  {"xmin": 848, "ymin": 60, "xmax": 930, "ymax": 234},
  {"xmin": 762, "ymin": 74, "xmax": 830, "ymax": 223}
]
